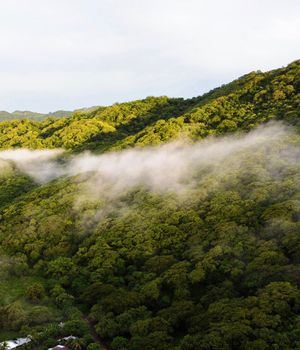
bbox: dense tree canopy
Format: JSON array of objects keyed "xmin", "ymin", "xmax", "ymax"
[
  {"xmin": 0, "ymin": 60, "xmax": 298, "ymax": 153},
  {"xmin": 0, "ymin": 60, "xmax": 299, "ymax": 349}
]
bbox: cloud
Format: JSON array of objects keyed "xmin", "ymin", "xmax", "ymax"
[
  {"xmin": 0, "ymin": 149, "xmax": 64, "ymax": 182},
  {"xmin": 0, "ymin": 123, "xmax": 297, "ymax": 196},
  {"xmin": 1, "ymin": 122, "xmax": 299, "ymax": 232},
  {"xmin": 0, "ymin": 0, "xmax": 299, "ymax": 111}
]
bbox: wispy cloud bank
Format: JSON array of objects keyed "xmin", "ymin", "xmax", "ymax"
[
  {"xmin": 0, "ymin": 123, "xmax": 297, "ymax": 197},
  {"xmin": 0, "ymin": 149, "xmax": 63, "ymax": 182}
]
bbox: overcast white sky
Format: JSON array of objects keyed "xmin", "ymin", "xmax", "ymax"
[{"xmin": 0, "ymin": 0, "xmax": 299, "ymax": 112}]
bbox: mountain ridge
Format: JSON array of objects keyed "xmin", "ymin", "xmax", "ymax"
[
  {"xmin": 0, "ymin": 59, "xmax": 299, "ymax": 350},
  {"xmin": 0, "ymin": 59, "xmax": 298, "ymax": 152}
]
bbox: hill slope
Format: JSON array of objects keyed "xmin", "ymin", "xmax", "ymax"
[
  {"xmin": 0, "ymin": 109, "xmax": 73, "ymax": 122},
  {"xmin": 0, "ymin": 60, "xmax": 299, "ymax": 350},
  {"xmin": 0, "ymin": 59, "xmax": 299, "ymax": 152}
]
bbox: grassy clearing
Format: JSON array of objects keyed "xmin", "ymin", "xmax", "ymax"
[{"xmin": 0, "ymin": 276, "xmax": 42, "ymax": 306}]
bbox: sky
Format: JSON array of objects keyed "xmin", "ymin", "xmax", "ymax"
[{"xmin": 0, "ymin": 0, "xmax": 299, "ymax": 113}]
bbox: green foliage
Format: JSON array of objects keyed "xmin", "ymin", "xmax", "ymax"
[
  {"xmin": 28, "ymin": 306, "xmax": 54, "ymax": 325},
  {"xmin": 0, "ymin": 59, "xmax": 298, "ymax": 152},
  {"xmin": 87, "ymin": 344, "xmax": 103, "ymax": 350},
  {"xmin": 0, "ymin": 166, "xmax": 36, "ymax": 209},
  {"xmin": 0, "ymin": 60, "xmax": 300, "ymax": 349},
  {"xmin": 26, "ymin": 283, "xmax": 46, "ymax": 303},
  {"xmin": 62, "ymin": 319, "xmax": 89, "ymax": 337},
  {"xmin": 0, "ymin": 109, "xmax": 72, "ymax": 122},
  {"xmin": 0, "ymin": 302, "xmax": 27, "ymax": 331},
  {"xmin": 66, "ymin": 337, "xmax": 85, "ymax": 350}
]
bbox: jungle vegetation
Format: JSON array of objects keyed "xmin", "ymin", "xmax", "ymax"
[{"xmin": 0, "ymin": 60, "xmax": 299, "ymax": 350}]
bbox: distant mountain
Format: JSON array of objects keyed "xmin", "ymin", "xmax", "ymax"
[{"xmin": 0, "ymin": 109, "xmax": 73, "ymax": 121}]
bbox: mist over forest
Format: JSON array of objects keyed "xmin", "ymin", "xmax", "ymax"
[{"xmin": 0, "ymin": 60, "xmax": 299, "ymax": 350}]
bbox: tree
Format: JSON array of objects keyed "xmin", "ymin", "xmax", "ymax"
[
  {"xmin": 47, "ymin": 257, "xmax": 76, "ymax": 286},
  {"xmin": 26, "ymin": 282, "xmax": 46, "ymax": 303},
  {"xmin": 87, "ymin": 344, "xmax": 103, "ymax": 350}
]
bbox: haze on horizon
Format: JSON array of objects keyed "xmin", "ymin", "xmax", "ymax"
[{"xmin": 0, "ymin": 0, "xmax": 299, "ymax": 113}]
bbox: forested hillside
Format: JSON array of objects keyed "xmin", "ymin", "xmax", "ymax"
[
  {"xmin": 0, "ymin": 110, "xmax": 73, "ymax": 122},
  {"xmin": 0, "ymin": 60, "xmax": 299, "ymax": 350},
  {"xmin": 0, "ymin": 60, "xmax": 299, "ymax": 152}
]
